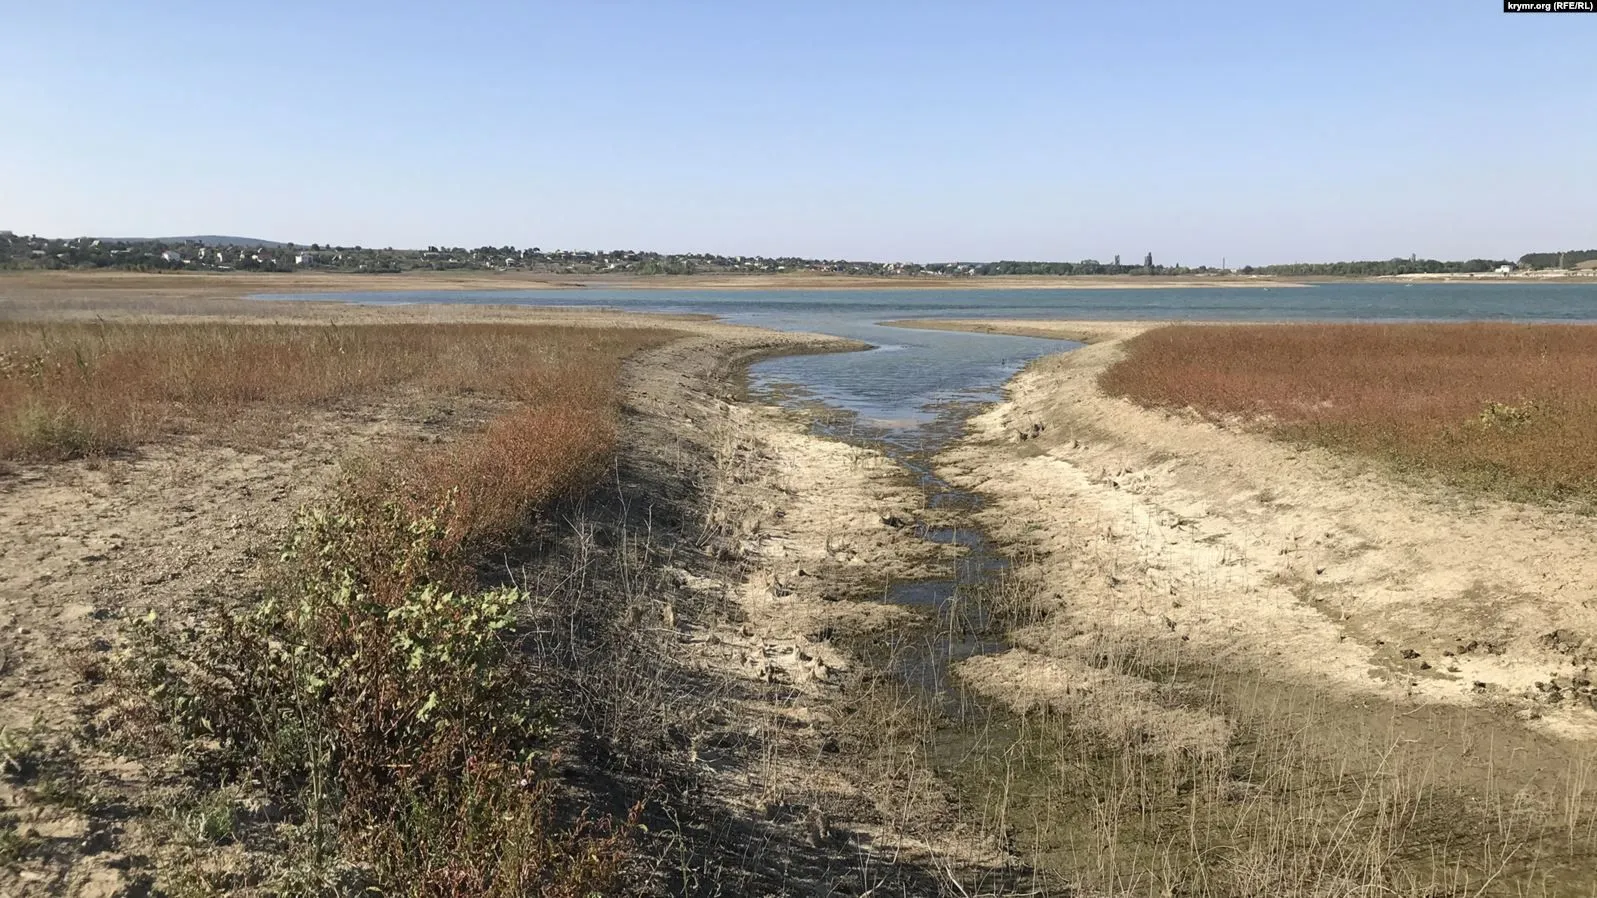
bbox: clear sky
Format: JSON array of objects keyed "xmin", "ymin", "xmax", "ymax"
[{"xmin": 3, "ymin": 1, "xmax": 1592, "ymax": 265}]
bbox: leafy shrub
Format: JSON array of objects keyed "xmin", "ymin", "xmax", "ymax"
[
  {"xmin": 0, "ymin": 723, "xmax": 47, "ymax": 784},
  {"xmin": 0, "ymin": 817, "xmax": 36, "ymax": 870},
  {"xmin": 119, "ymin": 492, "xmax": 635, "ymax": 896},
  {"xmin": 88, "ymin": 319, "xmax": 670, "ymax": 893}
]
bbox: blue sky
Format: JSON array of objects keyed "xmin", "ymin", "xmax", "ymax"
[{"xmin": 3, "ymin": 1, "xmax": 1592, "ymax": 265}]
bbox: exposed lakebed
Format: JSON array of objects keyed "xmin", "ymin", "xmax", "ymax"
[{"xmin": 255, "ymin": 283, "xmax": 1597, "ymax": 892}]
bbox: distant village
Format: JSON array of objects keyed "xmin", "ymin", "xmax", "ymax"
[
  {"xmin": 0, "ymin": 233, "xmax": 1241, "ymax": 278},
  {"xmin": 1, "ymin": 231, "xmax": 1593, "ymax": 279}
]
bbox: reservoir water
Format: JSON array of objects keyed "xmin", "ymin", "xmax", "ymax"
[{"xmin": 259, "ymin": 282, "xmax": 1597, "ymax": 434}]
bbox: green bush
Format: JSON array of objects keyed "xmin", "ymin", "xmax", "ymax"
[{"xmin": 119, "ymin": 491, "xmax": 635, "ymax": 896}]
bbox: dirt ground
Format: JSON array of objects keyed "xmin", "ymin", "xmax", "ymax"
[
  {"xmin": 903, "ymin": 319, "xmax": 1597, "ymax": 741},
  {"xmin": 0, "ymin": 284, "xmax": 1020, "ymax": 895}
]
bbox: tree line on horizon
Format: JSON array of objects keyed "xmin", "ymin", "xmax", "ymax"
[
  {"xmin": 1244, "ymin": 250, "xmax": 1597, "ymax": 277},
  {"xmin": 1517, "ymin": 249, "xmax": 1597, "ymax": 270},
  {"xmin": 1244, "ymin": 257, "xmax": 1511, "ymax": 277},
  {"xmin": 2, "ymin": 232, "xmax": 1592, "ymax": 278}
]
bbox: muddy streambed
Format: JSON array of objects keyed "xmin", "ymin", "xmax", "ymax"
[
  {"xmin": 820, "ymin": 408, "xmax": 1012, "ymax": 709},
  {"xmin": 743, "ymin": 327, "xmax": 1068, "ymax": 707},
  {"xmin": 741, "ymin": 383, "xmax": 1018, "ymax": 699},
  {"xmin": 748, "ymin": 367, "xmax": 1597, "ymax": 897},
  {"xmin": 742, "ymin": 372, "xmax": 1062, "ymax": 875}
]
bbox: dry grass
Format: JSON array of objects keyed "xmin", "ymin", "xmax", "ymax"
[
  {"xmin": 337, "ymin": 398, "xmax": 628, "ymax": 592},
  {"xmin": 18, "ymin": 318, "xmax": 685, "ymax": 896},
  {"xmin": 0, "ymin": 320, "xmax": 673, "ymax": 461},
  {"xmin": 951, "ymin": 569, "xmax": 1597, "ymax": 897},
  {"xmin": 1100, "ymin": 323, "xmax": 1597, "ymax": 501}
]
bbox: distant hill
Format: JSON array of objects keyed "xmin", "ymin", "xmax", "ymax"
[
  {"xmin": 102, "ymin": 235, "xmax": 288, "ymax": 248},
  {"xmin": 1517, "ymin": 249, "xmax": 1597, "ymax": 270}
]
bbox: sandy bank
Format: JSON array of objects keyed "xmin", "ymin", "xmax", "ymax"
[
  {"xmin": 929, "ymin": 321, "xmax": 1597, "ymax": 742},
  {"xmin": 883, "ymin": 318, "xmax": 1156, "ymax": 343},
  {"xmin": 1376, "ymin": 271, "xmax": 1597, "ymax": 284}
]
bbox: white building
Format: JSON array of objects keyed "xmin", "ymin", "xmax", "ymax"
[
  {"xmin": 160, "ymin": 250, "xmax": 184, "ymax": 264},
  {"xmin": 1496, "ymin": 264, "xmax": 1515, "ymax": 275}
]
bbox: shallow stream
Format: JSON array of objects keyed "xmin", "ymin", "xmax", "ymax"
[
  {"xmin": 743, "ymin": 333, "xmax": 1062, "ymax": 705},
  {"xmin": 742, "ymin": 331, "xmax": 1597, "ymax": 896},
  {"xmin": 754, "ymin": 374, "xmax": 1597, "ymax": 895}
]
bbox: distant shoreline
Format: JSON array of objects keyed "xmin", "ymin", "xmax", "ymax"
[
  {"xmin": 4, "ymin": 269, "xmax": 1595, "ymax": 304},
  {"xmin": 1358, "ymin": 272, "xmax": 1597, "ymax": 285},
  {"xmin": 0, "ymin": 269, "xmax": 1308, "ymax": 295}
]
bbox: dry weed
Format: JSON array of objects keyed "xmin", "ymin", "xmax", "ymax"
[
  {"xmin": 0, "ymin": 321, "xmax": 673, "ymax": 461},
  {"xmin": 1100, "ymin": 323, "xmax": 1597, "ymax": 501}
]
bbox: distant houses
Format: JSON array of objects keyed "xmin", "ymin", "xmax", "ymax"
[{"xmin": 6, "ymin": 234, "xmax": 1592, "ymax": 280}]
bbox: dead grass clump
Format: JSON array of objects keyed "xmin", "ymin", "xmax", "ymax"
[
  {"xmin": 280, "ymin": 367, "xmax": 633, "ymax": 602},
  {"xmin": 1100, "ymin": 323, "xmax": 1597, "ymax": 501},
  {"xmin": 393, "ymin": 402, "xmax": 615, "ymax": 560},
  {"xmin": 0, "ymin": 321, "xmax": 672, "ymax": 461}
]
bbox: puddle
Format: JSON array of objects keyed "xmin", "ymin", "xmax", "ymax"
[
  {"xmin": 798, "ymin": 394, "xmax": 1015, "ymax": 700},
  {"xmin": 743, "ymin": 366, "xmax": 1014, "ymax": 699}
]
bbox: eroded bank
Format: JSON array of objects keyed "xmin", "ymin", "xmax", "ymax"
[{"xmin": 916, "ymin": 321, "xmax": 1597, "ymax": 896}]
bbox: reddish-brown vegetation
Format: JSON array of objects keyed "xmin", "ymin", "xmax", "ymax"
[
  {"xmin": 1100, "ymin": 323, "xmax": 1597, "ymax": 501},
  {"xmin": 35, "ymin": 319, "xmax": 679, "ymax": 895},
  {"xmin": 0, "ymin": 321, "xmax": 673, "ymax": 462}
]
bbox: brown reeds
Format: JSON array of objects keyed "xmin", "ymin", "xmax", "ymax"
[
  {"xmin": 1100, "ymin": 323, "xmax": 1597, "ymax": 501},
  {"xmin": 0, "ymin": 320, "xmax": 672, "ymax": 462}
]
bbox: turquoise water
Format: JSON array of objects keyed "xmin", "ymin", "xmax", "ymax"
[{"xmin": 255, "ymin": 282, "xmax": 1597, "ymax": 437}]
